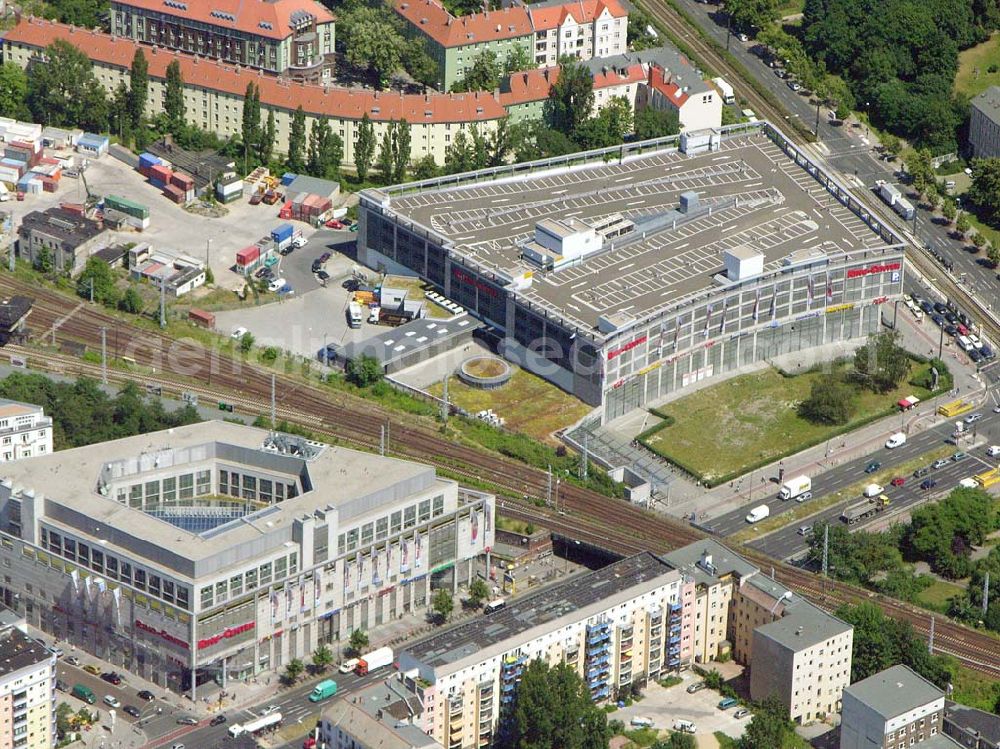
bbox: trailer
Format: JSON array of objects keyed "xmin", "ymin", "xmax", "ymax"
[
  {"xmin": 228, "ymin": 712, "xmax": 282, "ymax": 738},
  {"xmin": 975, "ymin": 467, "xmax": 1000, "ymax": 488},
  {"xmin": 778, "ymin": 475, "xmax": 811, "ymax": 501},
  {"xmin": 840, "ymin": 494, "xmax": 890, "ymax": 524},
  {"xmin": 355, "ymin": 646, "xmax": 393, "ymax": 675},
  {"xmin": 712, "ymin": 77, "xmax": 736, "ymax": 104},
  {"xmin": 893, "ymin": 196, "xmax": 915, "ymax": 220},
  {"xmin": 875, "ymin": 180, "xmax": 901, "ymax": 207}
]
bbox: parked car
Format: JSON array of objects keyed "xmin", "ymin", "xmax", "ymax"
[
  {"xmin": 797, "ymin": 525, "xmax": 812, "ymax": 536},
  {"xmin": 64, "ymin": 656, "xmax": 81, "ymax": 667},
  {"xmin": 254, "ymin": 266, "xmax": 269, "ymax": 279},
  {"xmin": 920, "ymin": 479, "xmax": 937, "ymax": 490},
  {"xmin": 788, "ymin": 81, "xmax": 801, "ymax": 91},
  {"xmin": 50, "ymin": 646, "xmax": 64, "ymax": 658},
  {"xmin": 231, "ymin": 327, "xmax": 248, "ymax": 340},
  {"xmin": 249, "ymin": 193, "xmax": 263, "ymax": 206},
  {"xmin": 56, "ymin": 680, "xmax": 69, "ymax": 692},
  {"xmin": 932, "ymin": 459, "xmax": 950, "ymax": 469},
  {"xmin": 718, "ymin": 697, "xmax": 739, "ymax": 710},
  {"xmin": 316, "ymin": 270, "xmax": 330, "ymax": 281},
  {"xmin": 137, "ymin": 690, "xmax": 155, "ymax": 702},
  {"xmin": 931, "ymin": 314, "xmax": 946, "ymax": 327},
  {"xmin": 890, "ymin": 477, "xmax": 905, "ymax": 487},
  {"xmin": 970, "ymin": 349, "xmax": 983, "ymax": 363},
  {"xmin": 342, "ymin": 278, "xmax": 360, "ymax": 291},
  {"xmin": 686, "ymin": 682, "xmax": 705, "ymax": 694},
  {"xmin": 864, "ymin": 461, "xmax": 881, "ymax": 474},
  {"xmin": 952, "ymin": 451, "xmax": 968, "ymax": 462},
  {"xmin": 83, "ymin": 664, "xmax": 101, "ymax": 675},
  {"xmin": 176, "ymin": 716, "xmax": 198, "ymax": 725},
  {"xmin": 311, "ymin": 260, "xmax": 323, "ymax": 273},
  {"xmin": 124, "ymin": 705, "xmax": 141, "ymax": 718},
  {"xmin": 268, "ymin": 277, "xmax": 286, "ymax": 292},
  {"xmin": 210, "ymin": 714, "xmax": 228, "ymax": 726},
  {"xmin": 734, "ymin": 709, "xmax": 750, "ymax": 719},
  {"xmin": 325, "ymin": 219, "xmax": 344, "ymax": 229},
  {"xmin": 319, "ymin": 252, "xmax": 332, "ymax": 263},
  {"xmin": 103, "ymin": 695, "xmax": 121, "ymax": 709},
  {"xmin": 259, "ymin": 705, "xmax": 280, "ymax": 717},
  {"xmin": 913, "ymin": 467, "xmax": 930, "ymax": 478},
  {"xmin": 101, "ymin": 672, "xmax": 123, "ymax": 686}
]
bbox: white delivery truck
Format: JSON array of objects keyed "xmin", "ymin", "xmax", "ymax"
[
  {"xmin": 229, "ymin": 712, "xmax": 282, "ymax": 738},
  {"xmin": 347, "ymin": 301, "xmax": 363, "ymax": 329},
  {"xmin": 863, "ymin": 483, "xmax": 884, "ymax": 498},
  {"xmin": 778, "ymin": 475, "xmax": 811, "ymax": 501},
  {"xmin": 712, "ymin": 77, "xmax": 736, "ymax": 104},
  {"xmin": 745, "ymin": 504, "xmax": 770, "ymax": 523},
  {"xmin": 355, "ymin": 646, "xmax": 394, "ymax": 675}
]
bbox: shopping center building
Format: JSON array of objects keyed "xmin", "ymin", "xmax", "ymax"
[{"xmin": 0, "ymin": 422, "xmax": 493, "ymax": 697}]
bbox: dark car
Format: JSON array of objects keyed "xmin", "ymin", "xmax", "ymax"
[
  {"xmin": 311, "ymin": 260, "xmax": 322, "ymax": 273},
  {"xmin": 943, "ymin": 324, "xmax": 958, "ymax": 336},
  {"xmin": 210, "ymin": 714, "xmax": 228, "ymax": 726},
  {"xmin": 254, "ymin": 267, "xmax": 268, "ymax": 279},
  {"xmin": 137, "ymin": 690, "xmax": 155, "ymax": 702},
  {"xmin": 279, "ymin": 245, "xmax": 295, "ymax": 256},
  {"xmin": 249, "ymin": 193, "xmax": 263, "ymax": 206},
  {"xmin": 342, "ymin": 278, "xmax": 360, "ymax": 292},
  {"xmin": 317, "ymin": 270, "xmax": 330, "ymax": 281},
  {"xmin": 919, "ymin": 300, "xmax": 934, "ymax": 314},
  {"xmin": 319, "ymin": 252, "xmax": 332, "ymax": 263},
  {"xmin": 124, "ymin": 705, "xmax": 141, "ymax": 718},
  {"xmin": 970, "ymin": 349, "xmax": 983, "ymax": 363},
  {"xmin": 931, "ymin": 314, "xmax": 945, "ymax": 327},
  {"xmin": 944, "ymin": 311, "xmax": 959, "ymax": 324},
  {"xmin": 981, "ymin": 345, "xmax": 995, "ymax": 360},
  {"xmin": 56, "ymin": 680, "xmax": 69, "ymax": 692},
  {"xmin": 933, "ymin": 302, "xmax": 948, "ymax": 314},
  {"xmin": 913, "ymin": 467, "xmax": 930, "ymax": 478},
  {"xmin": 865, "ymin": 461, "xmax": 881, "ymax": 474},
  {"xmin": 101, "ymin": 672, "xmax": 123, "ymax": 686},
  {"xmin": 920, "ymin": 479, "xmax": 937, "ymax": 490}
]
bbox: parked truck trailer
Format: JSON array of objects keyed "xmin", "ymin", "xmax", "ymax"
[
  {"xmin": 841, "ymin": 494, "xmax": 890, "ymax": 524},
  {"xmin": 355, "ymin": 646, "xmax": 393, "ymax": 675}
]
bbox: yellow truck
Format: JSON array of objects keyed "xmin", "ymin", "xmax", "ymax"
[
  {"xmin": 938, "ymin": 399, "xmax": 974, "ymax": 417},
  {"xmin": 974, "ymin": 467, "xmax": 1000, "ymax": 488}
]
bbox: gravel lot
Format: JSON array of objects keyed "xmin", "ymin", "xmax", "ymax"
[{"xmin": 611, "ymin": 673, "xmax": 751, "ymax": 743}]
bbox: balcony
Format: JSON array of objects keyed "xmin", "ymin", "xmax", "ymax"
[
  {"xmin": 587, "ymin": 631, "xmax": 610, "ymax": 646},
  {"xmin": 450, "ymin": 701, "xmax": 464, "ymax": 717}
]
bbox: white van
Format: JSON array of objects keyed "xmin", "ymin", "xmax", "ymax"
[
  {"xmin": 957, "ymin": 335, "xmax": 974, "ymax": 353},
  {"xmin": 630, "ymin": 716, "xmax": 654, "ymax": 728},
  {"xmin": 986, "ymin": 445, "xmax": 1000, "ymax": 457},
  {"xmin": 339, "ymin": 658, "xmax": 359, "ymax": 674},
  {"xmin": 673, "ymin": 719, "xmax": 697, "ymax": 733},
  {"xmin": 863, "ymin": 483, "xmax": 884, "ymax": 498},
  {"xmin": 885, "ymin": 432, "xmax": 906, "ymax": 449}
]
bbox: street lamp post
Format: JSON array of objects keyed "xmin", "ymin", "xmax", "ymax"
[{"xmin": 770, "ymin": 590, "xmax": 792, "ymax": 621}]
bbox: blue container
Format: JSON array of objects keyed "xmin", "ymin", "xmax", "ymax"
[
  {"xmin": 281, "ymin": 173, "xmax": 296, "ymax": 186},
  {"xmin": 150, "ymin": 178, "xmax": 166, "ymax": 190},
  {"xmin": 139, "ymin": 153, "xmax": 161, "ymax": 170},
  {"xmin": 271, "ymin": 223, "xmax": 293, "ymax": 243}
]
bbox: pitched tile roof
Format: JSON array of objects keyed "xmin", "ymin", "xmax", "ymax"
[
  {"xmin": 647, "ymin": 65, "xmax": 690, "ymax": 106},
  {"xmin": 528, "ymin": 0, "xmax": 626, "ymax": 30},
  {"xmin": 110, "ymin": 0, "xmax": 335, "ymax": 42},
  {"xmin": 498, "ymin": 62, "xmax": 644, "ymax": 107},
  {"xmin": 5, "ymin": 19, "xmax": 507, "ymax": 125},
  {"xmin": 394, "ymin": 0, "xmax": 532, "ymax": 47}
]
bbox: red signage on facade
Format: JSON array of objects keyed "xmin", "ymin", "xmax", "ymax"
[
  {"xmin": 607, "ymin": 335, "xmax": 648, "ymax": 360},
  {"xmin": 846, "ymin": 262, "xmax": 901, "ymax": 279},
  {"xmin": 135, "ymin": 619, "xmax": 189, "ymax": 650},
  {"xmin": 197, "ymin": 622, "xmax": 254, "ymax": 650},
  {"xmin": 452, "ymin": 268, "xmax": 499, "ymax": 298},
  {"xmin": 872, "ymin": 296, "xmax": 889, "ymax": 305}
]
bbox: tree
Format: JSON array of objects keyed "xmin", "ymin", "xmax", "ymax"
[
  {"xmin": 445, "ymin": 129, "xmax": 473, "ymax": 174},
  {"xmin": 468, "ymin": 578, "xmax": 489, "ymax": 606},
  {"xmin": 955, "ymin": 212, "xmax": 971, "ymax": 236},
  {"xmin": 627, "ymin": 7, "xmax": 659, "ymax": 51},
  {"xmin": 988, "ymin": 244, "xmax": 1000, "ymax": 268},
  {"xmin": 118, "ymin": 287, "xmax": 143, "ymax": 314},
  {"xmin": 76, "ymin": 258, "xmax": 119, "ymax": 306},
  {"xmin": 432, "ymin": 588, "xmax": 454, "ymax": 621},
  {"xmin": 906, "ymin": 486, "xmax": 996, "ymax": 578},
  {"xmin": 907, "ymin": 149, "xmax": 935, "ymax": 198},
  {"xmin": 349, "ymin": 629, "xmax": 369, "ymax": 655},
  {"xmin": 470, "ymin": 124, "xmax": 490, "ymax": 170},
  {"xmin": 509, "ymin": 119, "xmax": 577, "ymax": 161},
  {"xmin": 852, "ymin": 330, "xmax": 910, "ymax": 393},
  {"xmin": 489, "ymin": 116, "xmax": 512, "ymax": 167},
  {"xmin": 941, "ymin": 199, "xmax": 957, "ymax": 224},
  {"xmin": 260, "ymin": 109, "xmax": 276, "ymax": 165},
  {"xmin": 355, "ymin": 113, "xmax": 376, "ymax": 181},
  {"xmin": 239, "ymin": 331, "xmax": 255, "ymax": 354},
  {"xmin": 345, "ymin": 355, "xmax": 383, "ymax": 387},
  {"xmin": 968, "ymin": 157, "xmax": 1000, "ymax": 224},
  {"xmin": 339, "ymin": 3, "xmax": 406, "ymax": 88},
  {"xmin": 110, "ymin": 82, "xmax": 132, "ymax": 144},
  {"xmin": 0, "ymin": 63, "xmax": 29, "ymax": 120},
  {"xmin": 164, "ymin": 60, "xmax": 185, "ymax": 132},
  {"xmin": 241, "ymin": 82, "xmax": 261, "ymax": 169},
  {"xmin": 34, "ymin": 246, "xmax": 53, "ymax": 274},
  {"xmin": 287, "ymin": 106, "xmax": 307, "ymax": 173},
  {"xmin": 971, "ymin": 231, "xmax": 986, "ymax": 252},
  {"xmin": 402, "ymin": 39, "xmax": 438, "ymax": 87},
  {"xmin": 412, "ymin": 154, "xmax": 439, "ymax": 181},
  {"xmin": 573, "ymin": 96, "xmax": 633, "ymax": 149},
  {"xmin": 503, "ymin": 45, "xmax": 532, "ymax": 75},
  {"xmin": 545, "ymin": 58, "xmax": 594, "ymax": 136},
  {"xmin": 798, "ymin": 374, "xmax": 857, "ymax": 424},
  {"xmin": 393, "ymin": 119, "xmax": 411, "ymax": 182},
  {"xmin": 376, "ymin": 126, "xmax": 396, "ymax": 183},
  {"xmin": 634, "ymin": 107, "xmax": 680, "ymax": 140},
  {"xmin": 880, "ymin": 133, "xmax": 901, "ymax": 158},
  {"xmin": 311, "ymin": 644, "xmax": 334, "ymax": 672},
  {"xmin": 27, "ymin": 40, "xmax": 109, "ymax": 132},
  {"xmin": 129, "ymin": 49, "xmax": 149, "ymax": 130},
  {"xmin": 738, "ymin": 694, "xmax": 792, "ymax": 749},
  {"xmin": 284, "ymin": 658, "xmax": 305, "ymax": 683},
  {"xmin": 55, "ymin": 702, "xmax": 74, "ymax": 740},
  {"xmin": 503, "ymin": 660, "xmax": 610, "ymax": 749},
  {"xmin": 725, "ymin": 0, "xmax": 779, "ymax": 32},
  {"xmin": 308, "ymin": 118, "xmax": 336, "ymax": 177},
  {"xmin": 454, "ymin": 49, "xmax": 503, "ymax": 92}
]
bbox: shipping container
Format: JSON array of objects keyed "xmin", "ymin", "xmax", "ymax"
[
  {"xmin": 41, "ymin": 177, "xmax": 58, "ymax": 193},
  {"xmin": 280, "ymin": 172, "xmax": 296, "ymax": 186},
  {"xmin": 104, "ymin": 195, "xmax": 150, "ymax": 220},
  {"xmin": 188, "ymin": 308, "xmax": 215, "ymax": 328},
  {"xmin": 149, "ymin": 164, "xmax": 172, "ymax": 183},
  {"xmin": 271, "ymin": 224, "xmax": 294, "ymax": 243},
  {"xmin": 59, "ymin": 202, "xmax": 85, "ymax": 216},
  {"xmin": 236, "ymin": 245, "xmax": 261, "ymax": 270},
  {"xmin": 139, "ymin": 153, "xmax": 161, "ymax": 170},
  {"xmin": 163, "ymin": 184, "xmax": 185, "ymax": 204},
  {"xmin": 170, "ymin": 172, "xmax": 194, "ymax": 190}
]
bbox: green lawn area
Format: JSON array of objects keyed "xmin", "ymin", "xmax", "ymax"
[
  {"xmin": 776, "ymin": 0, "xmax": 804, "ymax": 17},
  {"xmin": 950, "ymin": 661, "xmax": 1000, "ymax": 712},
  {"xmin": 427, "ymin": 368, "xmax": 592, "ymax": 445},
  {"xmin": 640, "ymin": 363, "xmax": 935, "ymax": 484},
  {"xmin": 915, "ymin": 578, "xmax": 965, "ymax": 612},
  {"xmin": 956, "ymin": 32, "xmax": 1000, "ymax": 99}
]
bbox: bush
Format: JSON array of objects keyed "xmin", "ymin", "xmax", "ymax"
[{"xmin": 798, "ymin": 374, "xmax": 857, "ymax": 425}]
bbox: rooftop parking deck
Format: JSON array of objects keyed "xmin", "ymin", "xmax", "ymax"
[{"xmin": 385, "ymin": 131, "xmax": 892, "ymax": 332}]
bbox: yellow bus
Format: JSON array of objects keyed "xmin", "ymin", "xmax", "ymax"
[
  {"xmin": 937, "ymin": 399, "xmax": 974, "ymax": 417},
  {"xmin": 974, "ymin": 468, "xmax": 1000, "ymax": 488}
]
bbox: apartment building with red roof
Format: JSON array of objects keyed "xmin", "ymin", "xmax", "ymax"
[
  {"xmin": 110, "ymin": 0, "xmax": 336, "ymax": 82},
  {"xmin": 528, "ymin": 0, "xmax": 628, "ymax": 68}
]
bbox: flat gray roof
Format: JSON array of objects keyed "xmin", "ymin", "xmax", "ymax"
[
  {"xmin": 754, "ymin": 597, "xmax": 851, "ymax": 652},
  {"xmin": 973, "ymin": 86, "xmax": 1000, "ymax": 126},
  {"xmin": 661, "ymin": 538, "xmax": 758, "ymax": 587},
  {"xmin": 844, "ymin": 665, "xmax": 944, "ymax": 721},
  {"xmin": 334, "ymin": 314, "xmax": 479, "ymax": 366},
  {"xmin": 405, "ymin": 552, "xmax": 676, "ymax": 670},
  {"xmin": 2, "ymin": 421, "xmax": 444, "ymax": 567},
  {"xmin": 382, "ymin": 130, "xmax": 890, "ymax": 331}
]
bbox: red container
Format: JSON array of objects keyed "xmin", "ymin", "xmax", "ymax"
[
  {"xmin": 236, "ymin": 245, "xmax": 260, "ymax": 267},
  {"xmin": 188, "ymin": 308, "xmax": 215, "ymax": 328},
  {"xmin": 170, "ymin": 172, "xmax": 194, "ymax": 190},
  {"xmin": 42, "ymin": 177, "xmax": 58, "ymax": 193},
  {"xmin": 59, "ymin": 202, "xmax": 85, "ymax": 216},
  {"xmin": 163, "ymin": 184, "xmax": 185, "ymax": 204},
  {"xmin": 149, "ymin": 164, "xmax": 172, "ymax": 183}
]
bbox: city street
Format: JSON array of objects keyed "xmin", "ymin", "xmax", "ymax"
[{"xmin": 672, "ymin": 0, "xmax": 999, "ymax": 308}]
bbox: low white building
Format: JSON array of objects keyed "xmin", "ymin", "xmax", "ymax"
[{"xmin": 0, "ymin": 400, "xmax": 52, "ymax": 462}]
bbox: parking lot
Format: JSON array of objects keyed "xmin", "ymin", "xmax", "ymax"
[
  {"xmin": 612, "ymin": 673, "xmax": 750, "ymax": 743},
  {"xmin": 5, "ymin": 151, "xmax": 333, "ymax": 290}
]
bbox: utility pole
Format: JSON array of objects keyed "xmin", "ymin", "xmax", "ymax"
[
  {"xmin": 928, "ymin": 616, "xmax": 935, "ymax": 654},
  {"xmin": 379, "ymin": 425, "xmax": 385, "ymax": 456},
  {"xmin": 441, "ymin": 376, "xmax": 449, "ymax": 423},
  {"xmin": 206, "ymin": 238, "xmax": 212, "ymax": 270},
  {"xmin": 984, "ymin": 572, "xmax": 991, "ymax": 616},
  {"xmin": 270, "ymin": 374, "xmax": 276, "ymax": 433},
  {"xmin": 547, "ymin": 465, "xmax": 553, "ymax": 506},
  {"xmin": 580, "ymin": 435, "xmax": 589, "ymax": 481},
  {"xmin": 822, "ymin": 524, "xmax": 829, "ymax": 578},
  {"xmin": 159, "ymin": 280, "xmax": 166, "ymax": 328},
  {"xmin": 89, "ymin": 277, "xmax": 94, "ymax": 304},
  {"xmin": 101, "ymin": 327, "xmax": 107, "ymax": 385}
]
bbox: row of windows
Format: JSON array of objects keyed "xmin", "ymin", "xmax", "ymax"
[
  {"xmin": 218, "ymin": 469, "xmax": 297, "ymax": 503},
  {"xmin": 39, "ymin": 527, "xmax": 191, "ymax": 609},
  {"xmin": 198, "ymin": 551, "xmax": 298, "ymax": 610},
  {"xmin": 337, "ymin": 495, "xmax": 445, "ymax": 554}
]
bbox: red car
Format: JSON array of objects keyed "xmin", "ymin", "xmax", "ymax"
[
  {"xmin": 249, "ymin": 193, "xmax": 263, "ymax": 205},
  {"xmin": 303, "ymin": 739, "xmax": 317, "ymax": 749},
  {"xmin": 890, "ymin": 477, "xmax": 905, "ymax": 487},
  {"xmin": 325, "ymin": 219, "xmax": 344, "ymax": 229}
]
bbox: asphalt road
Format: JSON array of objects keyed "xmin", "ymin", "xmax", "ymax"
[
  {"xmin": 149, "ymin": 668, "xmax": 382, "ymax": 749},
  {"xmin": 674, "ymin": 0, "xmax": 999, "ymax": 308},
  {"xmin": 708, "ymin": 403, "xmax": 1000, "ymax": 539}
]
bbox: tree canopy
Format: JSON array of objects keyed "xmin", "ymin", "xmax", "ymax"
[
  {"xmin": 499, "ymin": 659, "xmax": 610, "ymax": 749},
  {"xmin": 967, "ymin": 158, "xmax": 1000, "ymax": 226},
  {"xmin": 798, "ymin": 373, "xmax": 857, "ymax": 425},
  {"xmin": 545, "ymin": 59, "xmax": 595, "ymax": 136},
  {"xmin": 852, "ymin": 331, "xmax": 910, "ymax": 393},
  {"xmin": 0, "ymin": 63, "xmax": 29, "ymax": 120},
  {"xmin": 27, "ymin": 40, "xmax": 108, "ymax": 132},
  {"xmin": 338, "ymin": 1, "xmax": 407, "ymax": 88},
  {"xmin": 905, "ymin": 487, "xmax": 997, "ymax": 579}
]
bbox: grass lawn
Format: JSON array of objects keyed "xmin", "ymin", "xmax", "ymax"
[
  {"xmin": 776, "ymin": 0, "xmax": 804, "ymax": 17},
  {"xmin": 427, "ymin": 369, "xmax": 592, "ymax": 444},
  {"xmin": 915, "ymin": 578, "xmax": 965, "ymax": 611},
  {"xmin": 956, "ymin": 32, "xmax": 1000, "ymax": 99},
  {"xmin": 641, "ymin": 363, "xmax": 935, "ymax": 484},
  {"xmin": 950, "ymin": 661, "xmax": 1000, "ymax": 712}
]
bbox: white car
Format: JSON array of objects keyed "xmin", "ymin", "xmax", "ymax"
[
  {"xmin": 103, "ymin": 695, "xmax": 121, "ymax": 709},
  {"xmin": 259, "ymin": 704, "xmax": 280, "ymax": 717},
  {"xmin": 965, "ymin": 413, "xmax": 983, "ymax": 424},
  {"xmin": 968, "ymin": 334, "xmax": 984, "ymax": 350},
  {"xmin": 292, "ymin": 235, "xmax": 307, "ymax": 249},
  {"xmin": 986, "ymin": 445, "xmax": 1000, "ymax": 457},
  {"xmin": 231, "ymin": 327, "xmax": 248, "ymax": 339},
  {"xmin": 959, "ymin": 478, "xmax": 978, "ymax": 489},
  {"xmin": 268, "ymin": 278, "xmax": 286, "ymax": 292}
]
